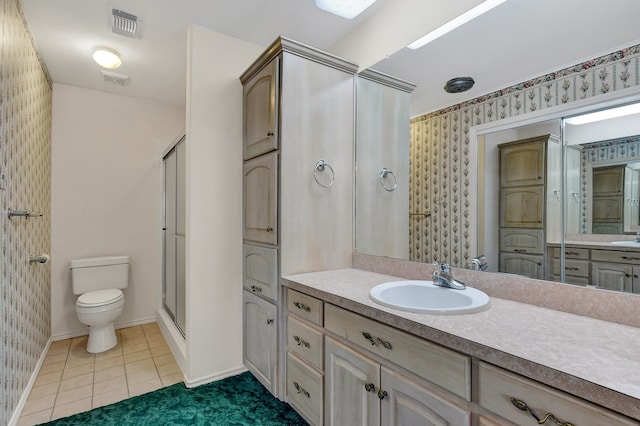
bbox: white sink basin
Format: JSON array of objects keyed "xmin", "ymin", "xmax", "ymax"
[
  {"xmin": 369, "ymin": 280, "xmax": 490, "ymax": 315},
  {"xmin": 610, "ymin": 241, "xmax": 640, "ymax": 247}
]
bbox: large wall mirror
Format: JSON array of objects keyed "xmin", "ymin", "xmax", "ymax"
[{"xmin": 355, "ymin": 92, "xmax": 640, "ymax": 295}]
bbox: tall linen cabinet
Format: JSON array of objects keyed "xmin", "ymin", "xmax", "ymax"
[{"xmin": 240, "ymin": 37, "xmax": 356, "ymax": 399}]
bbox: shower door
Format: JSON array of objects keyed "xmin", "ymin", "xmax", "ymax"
[{"xmin": 163, "ymin": 136, "xmax": 186, "ymax": 337}]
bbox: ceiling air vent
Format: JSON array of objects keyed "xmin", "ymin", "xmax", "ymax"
[
  {"xmin": 102, "ymin": 71, "xmax": 130, "ymax": 86},
  {"xmin": 111, "ymin": 9, "xmax": 140, "ymax": 38}
]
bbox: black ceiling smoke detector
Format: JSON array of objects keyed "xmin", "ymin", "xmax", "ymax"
[{"xmin": 444, "ymin": 77, "xmax": 475, "ymax": 93}]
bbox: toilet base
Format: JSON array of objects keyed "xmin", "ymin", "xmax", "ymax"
[{"xmin": 86, "ymin": 323, "xmax": 117, "ymax": 353}]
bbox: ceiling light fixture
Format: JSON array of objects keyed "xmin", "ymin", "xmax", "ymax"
[
  {"xmin": 407, "ymin": 0, "xmax": 507, "ymax": 50},
  {"xmin": 444, "ymin": 77, "xmax": 475, "ymax": 93},
  {"xmin": 315, "ymin": 0, "xmax": 377, "ymax": 19},
  {"xmin": 92, "ymin": 47, "xmax": 122, "ymax": 69},
  {"xmin": 564, "ymin": 103, "xmax": 640, "ymax": 125}
]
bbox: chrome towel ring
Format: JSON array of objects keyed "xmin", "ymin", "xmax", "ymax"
[
  {"xmin": 314, "ymin": 160, "xmax": 335, "ymax": 188},
  {"xmin": 379, "ymin": 168, "xmax": 397, "ymax": 192}
]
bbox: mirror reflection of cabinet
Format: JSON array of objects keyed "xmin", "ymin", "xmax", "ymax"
[
  {"xmin": 498, "ymin": 136, "xmax": 548, "ymax": 279},
  {"xmin": 592, "ymin": 165, "xmax": 624, "ymax": 233}
]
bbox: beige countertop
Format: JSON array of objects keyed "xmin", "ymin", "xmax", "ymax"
[{"xmin": 283, "ymin": 268, "xmax": 640, "ymax": 420}]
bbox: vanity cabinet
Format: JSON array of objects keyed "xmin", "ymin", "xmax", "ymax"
[
  {"xmin": 286, "ymin": 289, "xmax": 324, "ymax": 425},
  {"xmin": 591, "ymin": 249, "xmax": 640, "ymax": 293},
  {"xmin": 498, "ymin": 136, "xmax": 550, "ymax": 279},
  {"xmin": 323, "ymin": 304, "xmax": 471, "ymax": 426},
  {"xmin": 550, "ymin": 245, "xmax": 640, "ymax": 292},
  {"xmin": 478, "ymin": 362, "xmax": 636, "ymax": 426},
  {"xmin": 241, "ymin": 37, "xmax": 357, "ymax": 399}
]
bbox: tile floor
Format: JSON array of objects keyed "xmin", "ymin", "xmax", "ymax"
[{"xmin": 17, "ymin": 323, "xmax": 182, "ymax": 425}]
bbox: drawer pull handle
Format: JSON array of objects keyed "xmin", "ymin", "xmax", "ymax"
[
  {"xmin": 377, "ymin": 389, "xmax": 388, "ymax": 400},
  {"xmin": 510, "ymin": 397, "xmax": 574, "ymax": 426},
  {"xmin": 267, "ymin": 131, "xmax": 274, "ymax": 137},
  {"xmin": 565, "ymin": 251, "xmax": 580, "ymax": 256},
  {"xmin": 265, "ymin": 227, "xmax": 273, "ymax": 233},
  {"xmin": 622, "ymin": 256, "xmax": 640, "ymax": 261},
  {"xmin": 250, "ymin": 285, "xmax": 263, "ymax": 293},
  {"xmin": 565, "ymin": 267, "xmax": 579, "ymax": 271},
  {"xmin": 362, "ymin": 332, "xmax": 393, "ymax": 350},
  {"xmin": 293, "ymin": 382, "xmax": 310, "ymax": 398},
  {"xmin": 266, "ymin": 319, "xmax": 274, "ymax": 325},
  {"xmin": 514, "ymin": 249, "xmax": 527, "ymax": 253},
  {"xmin": 364, "ymin": 382, "xmax": 376, "ymax": 392},
  {"xmin": 293, "ymin": 301, "xmax": 311, "ymax": 312},
  {"xmin": 293, "ymin": 335, "xmax": 310, "ymax": 348}
]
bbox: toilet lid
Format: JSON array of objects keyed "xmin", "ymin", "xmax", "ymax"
[{"xmin": 77, "ymin": 289, "xmax": 124, "ymax": 307}]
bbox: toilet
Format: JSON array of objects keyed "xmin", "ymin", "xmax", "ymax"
[{"xmin": 70, "ymin": 255, "xmax": 130, "ymax": 353}]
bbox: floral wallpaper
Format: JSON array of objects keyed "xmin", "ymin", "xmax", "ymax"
[
  {"xmin": 0, "ymin": 0, "xmax": 52, "ymax": 424},
  {"xmin": 410, "ymin": 44, "xmax": 640, "ymax": 266}
]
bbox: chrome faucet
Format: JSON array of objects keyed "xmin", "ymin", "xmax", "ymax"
[{"xmin": 432, "ymin": 262, "xmax": 466, "ymax": 290}]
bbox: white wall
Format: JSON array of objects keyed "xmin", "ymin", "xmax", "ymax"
[
  {"xmin": 184, "ymin": 25, "xmax": 262, "ymax": 385},
  {"xmin": 51, "ymin": 84, "xmax": 184, "ymax": 338}
]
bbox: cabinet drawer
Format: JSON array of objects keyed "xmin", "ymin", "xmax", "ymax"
[
  {"xmin": 500, "ymin": 229, "xmax": 544, "ymax": 254},
  {"xmin": 324, "ymin": 304, "xmax": 471, "ymax": 400},
  {"xmin": 551, "ymin": 247, "xmax": 589, "ymax": 259},
  {"xmin": 243, "ymin": 244, "xmax": 278, "ymax": 302},
  {"xmin": 478, "ymin": 362, "xmax": 636, "ymax": 426},
  {"xmin": 288, "ymin": 315, "xmax": 323, "ymax": 370},
  {"xmin": 287, "ymin": 289, "xmax": 323, "ymax": 326},
  {"xmin": 287, "ymin": 352, "xmax": 323, "ymax": 426},
  {"xmin": 591, "ymin": 249, "xmax": 640, "ymax": 264},
  {"xmin": 552, "ymin": 275, "xmax": 590, "ymax": 286},
  {"xmin": 551, "ymin": 258, "xmax": 589, "ymax": 277}
]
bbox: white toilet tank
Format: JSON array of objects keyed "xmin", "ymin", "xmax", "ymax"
[{"xmin": 71, "ymin": 256, "xmax": 130, "ymax": 295}]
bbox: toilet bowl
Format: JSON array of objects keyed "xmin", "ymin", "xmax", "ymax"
[
  {"xmin": 76, "ymin": 289, "xmax": 125, "ymax": 353},
  {"xmin": 70, "ymin": 256, "xmax": 130, "ymax": 353}
]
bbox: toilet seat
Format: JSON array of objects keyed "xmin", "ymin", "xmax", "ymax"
[{"xmin": 77, "ymin": 289, "xmax": 124, "ymax": 307}]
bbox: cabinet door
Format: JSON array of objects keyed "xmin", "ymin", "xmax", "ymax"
[
  {"xmin": 592, "ymin": 196, "xmax": 623, "ymax": 222},
  {"xmin": 591, "ymin": 262, "xmax": 633, "ymax": 293},
  {"xmin": 499, "ymin": 229, "xmax": 544, "ymax": 254},
  {"xmin": 634, "ymin": 267, "xmax": 640, "ymax": 294},
  {"xmin": 499, "ymin": 253, "xmax": 544, "ymax": 279},
  {"xmin": 242, "ymin": 243, "xmax": 278, "ymax": 302},
  {"xmin": 380, "ymin": 366, "xmax": 471, "ymax": 426},
  {"xmin": 500, "ymin": 140, "xmax": 545, "ymax": 187},
  {"xmin": 500, "ymin": 186, "xmax": 544, "ymax": 228},
  {"xmin": 592, "ymin": 165, "xmax": 624, "ymax": 195},
  {"xmin": 325, "ymin": 337, "xmax": 380, "ymax": 426},
  {"xmin": 243, "ymin": 59, "xmax": 278, "ymax": 160},
  {"xmin": 243, "ymin": 291, "xmax": 277, "ymax": 395},
  {"xmin": 243, "ymin": 152, "xmax": 278, "ymax": 245}
]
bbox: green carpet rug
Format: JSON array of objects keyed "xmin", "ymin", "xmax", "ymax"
[{"xmin": 42, "ymin": 372, "xmax": 307, "ymax": 425}]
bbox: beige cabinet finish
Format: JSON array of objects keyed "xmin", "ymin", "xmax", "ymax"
[
  {"xmin": 324, "ymin": 315, "xmax": 471, "ymax": 426},
  {"xmin": 242, "ymin": 243, "xmax": 278, "ymax": 302},
  {"xmin": 324, "ymin": 303, "xmax": 471, "ymax": 401},
  {"xmin": 498, "ymin": 136, "xmax": 548, "ymax": 279},
  {"xmin": 285, "ymin": 289, "xmax": 325, "ymax": 425},
  {"xmin": 243, "ymin": 152, "xmax": 278, "ymax": 245},
  {"xmin": 499, "ymin": 139, "xmax": 545, "ymax": 187},
  {"xmin": 380, "ymin": 367, "xmax": 470, "ymax": 426},
  {"xmin": 592, "ymin": 165, "xmax": 624, "ymax": 195},
  {"xmin": 243, "ymin": 59, "xmax": 278, "ymax": 160},
  {"xmin": 325, "ymin": 336, "xmax": 380, "ymax": 426},
  {"xmin": 592, "ymin": 165, "xmax": 624, "ymax": 233},
  {"xmin": 286, "ymin": 352, "xmax": 323, "ymax": 426},
  {"xmin": 478, "ymin": 362, "xmax": 636, "ymax": 426},
  {"xmin": 241, "ymin": 37, "xmax": 357, "ymax": 399},
  {"xmin": 591, "ymin": 262, "xmax": 640, "ymax": 293},
  {"xmin": 243, "ymin": 291, "xmax": 277, "ymax": 394},
  {"xmin": 499, "ymin": 186, "xmax": 544, "ymax": 228}
]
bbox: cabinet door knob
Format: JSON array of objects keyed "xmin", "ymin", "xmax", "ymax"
[
  {"xmin": 266, "ymin": 319, "xmax": 274, "ymax": 325},
  {"xmin": 364, "ymin": 382, "xmax": 376, "ymax": 393},
  {"xmin": 267, "ymin": 131, "xmax": 274, "ymax": 137},
  {"xmin": 250, "ymin": 285, "xmax": 263, "ymax": 293},
  {"xmin": 265, "ymin": 227, "xmax": 273, "ymax": 233},
  {"xmin": 377, "ymin": 389, "xmax": 388, "ymax": 400}
]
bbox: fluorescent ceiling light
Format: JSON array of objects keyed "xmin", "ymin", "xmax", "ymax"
[
  {"xmin": 92, "ymin": 47, "xmax": 122, "ymax": 69},
  {"xmin": 407, "ymin": 0, "xmax": 507, "ymax": 50},
  {"xmin": 564, "ymin": 103, "xmax": 640, "ymax": 125},
  {"xmin": 315, "ymin": 0, "xmax": 376, "ymax": 19}
]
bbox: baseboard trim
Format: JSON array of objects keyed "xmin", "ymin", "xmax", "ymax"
[
  {"xmin": 8, "ymin": 337, "xmax": 53, "ymax": 426},
  {"xmin": 184, "ymin": 365, "xmax": 248, "ymax": 388},
  {"xmin": 51, "ymin": 317, "xmax": 157, "ymax": 341},
  {"xmin": 156, "ymin": 308, "xmax": 186, "ymax": 373}
]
